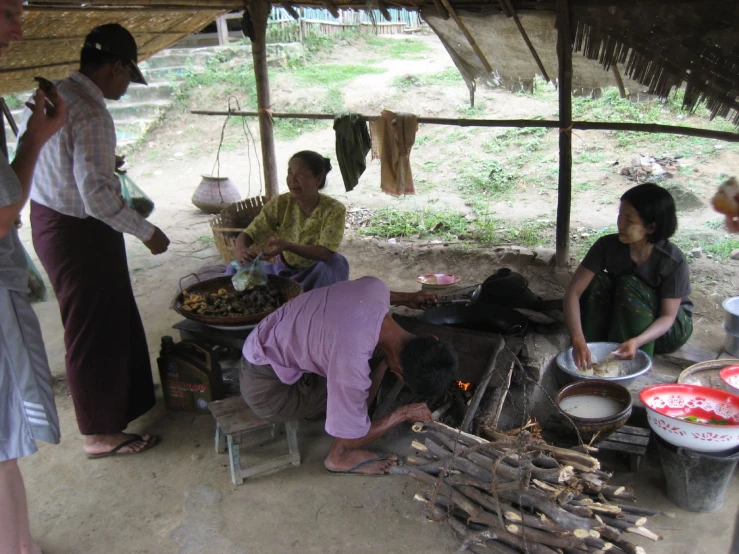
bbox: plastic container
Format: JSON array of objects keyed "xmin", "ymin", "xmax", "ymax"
[
  {"xmin": 655, "ymin": 434, "xmax": 739, "ymax": 512},
  {"xmin": 157, "ymin": 336, "xmax": 224, "ymax": 413}
]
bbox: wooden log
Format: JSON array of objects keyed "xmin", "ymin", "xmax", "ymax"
[
  {"xmin": 561, "ymin": 503, "xmax": 594, "ymax": 518},
  {"xmin": 444, "ymin": 474, "xmax": 521, "ymax": 492},
  {"xmin": 536, "ymin": 444, "xmax": 600, "ymax": 472},
  {"xmin": 615, "ymin": 514, "xmax": 647, "ymax": 527},
  {"xmin": 190, "ymin": 110, "xmax": 739, "ymax": 143},
  {"xmin": 424, "ymin": 438, "xmax": 493, "ymax": 483},
  {"xmin": 611, "ymin": 504, "xmax": 662, "ymax": 517},
  {"xmin": 248, "ymin": 0, "xmax": 279, "ymax": 199},
  {"xmin": 496, "ymin": 490, "xmax": 600, "ymax": 531},
  {"xmin": 431, "ymin": 399, "xmax": 453, "ymax": 421},
  {"xmin": 611, "ymin": 61, "xmax": 627, "ymax": 99},
  {"xmin": 478, "ymin": 359, "xmax": 515, "ymax": 434},
  {"xmin": 597, "ymin": 516, "xmax": 661, "ymax": 541},
  {"xmin": 555, "ymin": 0, "xmax": 573, "ymax": 267},
  {"xmin": 461, "ymin": 334, "xmax": 505, "ymax": 432}
]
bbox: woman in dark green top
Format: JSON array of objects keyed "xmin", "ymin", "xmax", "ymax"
[{"xmin": 564, "ymin": 183, "xmax": 693, "ymax": 369}]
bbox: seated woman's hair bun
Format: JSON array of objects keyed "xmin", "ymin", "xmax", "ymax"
[{"xmin": 323, "ymin": 157, "xmax": 332, "ymax": 174}]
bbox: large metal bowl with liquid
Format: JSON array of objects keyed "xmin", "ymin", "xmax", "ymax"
[{"xmin": 556, "ymin": 342, "xmax": 652, "ymax": 386}]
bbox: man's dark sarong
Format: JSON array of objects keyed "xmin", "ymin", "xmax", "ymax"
[{"xmin": 30, "ymin": 201, "xmax": 155, "ymax": 435}]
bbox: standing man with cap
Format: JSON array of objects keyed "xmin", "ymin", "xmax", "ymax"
[{"xmin": 22, "ymin": 23, "xmax": 169, "ymax": 458}]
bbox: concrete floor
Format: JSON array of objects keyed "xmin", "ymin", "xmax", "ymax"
[{"xmin": 18, "ymin": 235, "xmax": 739, "ymax": 554}]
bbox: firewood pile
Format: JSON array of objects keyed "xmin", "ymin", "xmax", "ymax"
[{"xmin": 395, "ymin": 420, "xmax": 661, "ymax": 554}]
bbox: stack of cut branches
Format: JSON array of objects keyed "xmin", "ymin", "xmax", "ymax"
[{"xmin": 396, "ymin": 421, "xmax": 661, "ymax": 554}]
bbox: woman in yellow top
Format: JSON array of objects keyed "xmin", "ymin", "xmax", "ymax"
[{"xmin": 234, "ymin": 151, "xmax": 349, "ymax": 291}]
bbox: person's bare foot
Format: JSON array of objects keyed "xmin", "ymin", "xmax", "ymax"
[
  {"xmin": 83, "ymin": 432, "xmax": 155, "ymax": 457},
  {"xmin": 324, "ymin": 447, "xmax": 398, "ymax": 475}
]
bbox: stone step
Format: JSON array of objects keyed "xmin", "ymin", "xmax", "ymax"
[
  {"xmin": 112, "ymin": 82, "xmax": 176, "ymax": 105},
  {"xmin": 142, "ymin": 66, "xmax": 190, "ymax": 84},
  {"xmin": 107, "ymin": 100, "xmax": 171, "ymax": 122},
  {"xmin": 140, "ymin": 50, "xmax": 201, "ymax": 69}
]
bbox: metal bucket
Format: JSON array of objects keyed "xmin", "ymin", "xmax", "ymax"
[
  {"xmin": 724, "ymin": 324, "xmax": 739, "ymax": 357},
  {"xmin": 724, "ymin": 297, "xmax": 739, "ymax": 335}
]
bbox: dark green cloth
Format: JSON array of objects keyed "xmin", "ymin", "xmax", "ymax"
[
  {"xmin": 333, "ymin": 113, "xmax": 371, "ymax": 192},
  {"xmin": 580, "ymin": 272, "xmax": 693, "ymax": 357}
]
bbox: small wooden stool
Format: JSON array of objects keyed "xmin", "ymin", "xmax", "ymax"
[
  {"xmin": 598, "ymin": 425, "xmax": 650, "ymax": 472},
  {"xmin": 209, "ymin": 396, "xmax": 300, "ymax": 485}
]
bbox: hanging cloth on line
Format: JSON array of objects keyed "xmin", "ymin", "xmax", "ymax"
[
  {"xmin": 370, "ymin": 110, "xmax": 419, "ymax": 197},
  {"xmin": 333, "ymin": 112, "xmax": 371, "ymax": 193}
]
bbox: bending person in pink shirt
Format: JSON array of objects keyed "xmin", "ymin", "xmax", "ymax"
[{"xmin": 241, "ymin": 276, "xmax": 458, "ymax": 475}]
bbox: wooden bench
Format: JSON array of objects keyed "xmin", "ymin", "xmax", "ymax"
[
  {"xmin": 209, "ymin": 396, "xmax": 300, "ymax": 485},
  {"xmin": 597, "ymin": 425, "xmax": 651, "ymax": 472}
]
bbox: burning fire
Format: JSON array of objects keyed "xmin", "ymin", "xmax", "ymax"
[{"xmin": 457, "ymin": 381, "xmax": 471, "ymax": 392}]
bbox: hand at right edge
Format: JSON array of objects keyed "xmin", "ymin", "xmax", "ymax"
[{"xmin": 144, "ymin": 226, "xmax": 170, "ymax": 255}]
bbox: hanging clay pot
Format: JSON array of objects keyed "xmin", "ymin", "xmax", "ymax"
[{"xmin": 192, "ymin": 175, "xmax": 241, "ymax": 214}]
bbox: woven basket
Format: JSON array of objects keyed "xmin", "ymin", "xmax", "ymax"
[
  {"xmin": 173, "ymin": 274, "xmax": 302, "ymax": 326},
  {"xmin": 209, "ymin": 196, "xmax": 268, "ymax": 263},
  {"xmin": 677, "ymin": 358, "xmax": 739, "ymax": 390}
]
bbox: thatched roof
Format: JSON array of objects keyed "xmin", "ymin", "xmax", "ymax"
[{"xmin": 3, "ymin": 0, "xmax": 738, "ymax": 123}]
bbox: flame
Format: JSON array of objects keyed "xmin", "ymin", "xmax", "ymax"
[{"xmin": 457, "ymin": 381, "xmax": 471, "ymax": 392}]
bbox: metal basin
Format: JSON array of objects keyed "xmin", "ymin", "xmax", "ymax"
[
  {"xmin": 724, "ymin": 297, "xmax": 739, "ymax": 335},
  {"xmin": 556, "ymin": 342, "xmax": 652, "ymax": 386}
]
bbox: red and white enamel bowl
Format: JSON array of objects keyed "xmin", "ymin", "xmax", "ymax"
[
  {"xmin": 639, "ymin": 384, "xmax": 739, "ymax": 452},
  {"xmin": 719, "ymin": 365, "xmax": 739, "ymax": 396}
]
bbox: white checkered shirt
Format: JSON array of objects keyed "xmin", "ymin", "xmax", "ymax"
[{"xmin": 22, "ymin": 72, "xmax": 154, "ymax": 241}]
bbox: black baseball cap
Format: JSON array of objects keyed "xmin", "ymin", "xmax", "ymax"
[{"xmin": 82, "ymin": 23, "xmax": 147, "ymax": 86}]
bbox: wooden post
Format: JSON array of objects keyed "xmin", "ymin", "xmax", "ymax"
[
  {"xmin": 611, "ymin": 60, "xmax": 627, "ymax": 99},
  {"xmin": 249, "ymin": 0, "xmax": 279, "ymax": 199},
  {"xmin": 216, "ymin": 14, "xmax": 229, "ymax": 45},
  {"xmin": 555, "ymin": 0, "xmax": 572, "ymax": 268}
]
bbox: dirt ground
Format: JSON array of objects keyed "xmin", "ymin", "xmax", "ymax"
[{"xmin": 15, "ymin": 32, "xmax": 739, "ymax": 553}]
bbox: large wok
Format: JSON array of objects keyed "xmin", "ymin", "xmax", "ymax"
[{"xmin": 419, "ymin": 303, "xmax": 529, "ymax": 336}]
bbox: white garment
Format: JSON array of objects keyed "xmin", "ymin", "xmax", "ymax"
[
  {"xmin": 20, "ymin": 72, "xmax": 153, "ymax": 241},
  {"xmin": 0, "ymin": 288, "xmax": 60, "ymax": 461}
]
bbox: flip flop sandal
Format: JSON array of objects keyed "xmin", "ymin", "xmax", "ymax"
[
  {"xmin": 86, "ymin": 434, "xmax": 160, "ymax": 459},
  {"xmin": 326, "ymin": 454, "xmax": 395, "ymax": 476}
]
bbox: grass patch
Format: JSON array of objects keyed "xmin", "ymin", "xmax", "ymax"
[
  {"xmin": 392, "ymin": 69, "xmax": 464, "ymax": 90},
  {"xmin": 672, "ymin": 229, "xmax": 739, "ymax": 260},
  {"xmin": 364, "ymin": 36, "xmax": 431, "ymax": 59},
  {"xmin": 459, "ymin": 159, "xmax": 521, "ymax": 200},
  {"xmin": 288, "ymin": 64, "xmax": 386, "ymax": 86},
  {"xmin": 273, "ymin": 86, "xmax": 344, "ymax": 140}
]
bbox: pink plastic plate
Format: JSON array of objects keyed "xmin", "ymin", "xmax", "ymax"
[{"xmin": 416, "ymin": 274, "xmax": 461, "ymax": 289}]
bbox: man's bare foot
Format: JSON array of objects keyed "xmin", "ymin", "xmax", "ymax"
[
  {"xmin": 324, "ymin": 447, "xmax": 398, "ymax": 475},
  {"xmin": 83, "ymin": 432, "xmax": 155, "ymax": 457}
]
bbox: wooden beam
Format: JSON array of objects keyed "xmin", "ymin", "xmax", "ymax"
[
  {"xmin": 499, "ymin": 0, "xmax": 550, "ymax": 82},
  {"xmin": 190, "ymin": 110, "xmax": 739, "ymax": 142},
  {"xmin": 438, "ymin": 0, "xmax": 493, "ymax": 74},
  {"xmin": 429, "ymin": 0, "xmax": 449, "ymax": 19},
  {"xmin": 282, "ymin": 2, "xmax": 301, "ymax": 20},
  {"xmin": 555, "ymin": 0, "xmax": 572, "ymax": 268},
  {"xmin": 323, "ymin": 0, "xmax": 340, "ymax": 18},
  {"xmin": 248, "ymin": 0, "xmax": 279, "ymax": 200},
  {"xmin": 611, "ymin": 61, "xmax": 626, "ymax": 99},
  {"xmin": 377, "ymin": 0, "xmax": 392, "ymax": 22}
]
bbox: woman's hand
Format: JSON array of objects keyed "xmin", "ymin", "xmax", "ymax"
[
  {"xmin": 613, "ymin": 339, "xmax": 639, "ymax": 360},
  {"xmin": 727, "ymin": 215, "xmax": 739, "ymax": 234},
  {"xmin": 234, "ymin": 241, "xmax": 257, "ymax": 266},
  {"xmin": 264, "ymin": 238, "xmax": 290, "ymax": 257},
  {"xmin": 572, "ymin": 337, "xmax": 592, "ymax": 370}
]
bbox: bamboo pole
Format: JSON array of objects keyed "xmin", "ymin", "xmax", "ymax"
[
  {"xmin": 190, "ymin": 109, "xmax": 739, "ymax": 142},
  {"xmin": 611, "ymin": 62, "xmax": 626, "ymax": 99},
  {"xmin": 248, "ymin": 0, "xmax": 279, "ymax": 200},
  {"xmin": 555, "ymin": 0, "xmax": 573, "ymax": 268},
  {"xmin": 498, "ymin": 0, "xmax": 550, "ymax": 82},
  {"xmin": 438, "ymin": 0, "xmax": 493, "ymax": 74}
]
